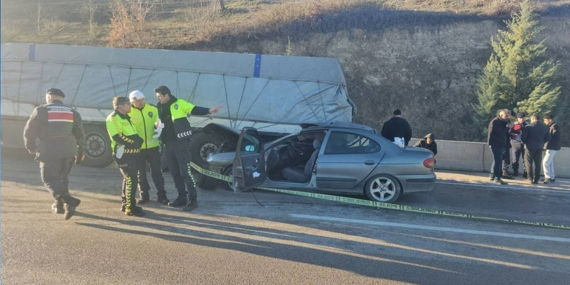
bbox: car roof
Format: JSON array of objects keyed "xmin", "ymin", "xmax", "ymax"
[{"xmin": 301, "ymin": 121, "xmax": 376, "ymax": 133}]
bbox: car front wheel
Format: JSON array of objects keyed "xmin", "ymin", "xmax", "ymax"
[{"xmin": 364, "ymin": 174, "xmax": 402, "ymax": 203}]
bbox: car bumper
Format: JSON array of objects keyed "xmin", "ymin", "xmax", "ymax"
[{"xmin": 399, "ymin": 173, "xmax": 436, "ymax": 193}]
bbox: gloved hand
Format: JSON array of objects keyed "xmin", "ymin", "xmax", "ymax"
[
  {"xmin": 116, "ymin": 145, "xmax": 125, "ymax": 159},
  {"xmin": 153, "ymin": 120, "xmax": 164, "ymax": 139}
]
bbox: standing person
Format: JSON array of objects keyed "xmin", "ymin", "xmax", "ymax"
[
  {"xmin": 414, "ymin": 133, "xmax": 437, "ymax": 156},
  {"xmin": 381, "ymin": 109, "xmax": 412, "ymax": 147},
  {"xmin": 128, "ymin": 90, "xmax": 169, "ymax": 205},
  {"xmin": 509, "ymin": 112, "xmax": 528, "ymax": 177},
  {"xmin": 23, "ymin": 88, "xmax": 84, "ymax": 220},
  {"xmin": 487, "ymin": 109, "xmax": 511, "ymax": 185},
  {"xmin": 501, "ymin": 113, "xmax": 514, "ymax": 179},
  {"xmin": 106, "ymin": 96, "xmax": 145, "ymax": 216},
  {"xmin": 155, "ymin": 86, "xmax": 221, "ymax": 211},
  {"xmin": 542, "ymin": 114, "xmax": 560, "ymax": 184},
  {"xmin": 521, "ymin": 114, "xmax": 550, "ymax": 184}
]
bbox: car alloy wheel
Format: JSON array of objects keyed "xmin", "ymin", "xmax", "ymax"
[{"xmin": 365, "ymin": 174, "xmax": 401, "ymax": 203}]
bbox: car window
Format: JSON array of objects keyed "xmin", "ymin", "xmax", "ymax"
[
  {"xmin": 241, "ymin": 133, "xmax": 261, "ymax": 153},
  {"xmin": 324, "ymin": 132, "xmax": 381, "ymax": 154}
]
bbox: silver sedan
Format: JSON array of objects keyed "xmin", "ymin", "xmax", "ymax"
[{"xmin": 208, "ymin": 122, "xmax": 435, "ymax": 203}]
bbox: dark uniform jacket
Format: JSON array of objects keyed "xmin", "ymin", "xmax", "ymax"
[
  {"xmin": 545, "ymin": 122, "xmax": 561, "ymax": 150},
  {"xmin": 157, "ymin": 96, "xmax": 210, "ymax": 143},
  {"xmin": 23, "ymin": 100, "xmax": 85, "ymax": 162},
  {"xmin": 487, "ymin": 117, "xmax": 509, "ymax": 148},
  {"xmin": 381, "ymin": 117, "xmax": 413, "ymax": 146},
  {"xmin": 521, "ymin": 121, "xmax": 550, "ymax": 151},
  {"xmin": 415, "ymin": 139, "xmax": 438, "ymax": 156}
]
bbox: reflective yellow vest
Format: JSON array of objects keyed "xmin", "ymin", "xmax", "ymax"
[
  {"xmin": 129, "ymin": 104, "xmax": 160, "ymax": 149},
  {"xmin": 170, "ymin": 99, "xmax": 195, "ymax": 140},
  {"xmin": 105, "ymin": 111, "xmax": 142, "ymax": 155}
]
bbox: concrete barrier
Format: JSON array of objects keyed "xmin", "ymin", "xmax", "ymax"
[{"xmin": 409, "ymin": 138, "xmax": 570, "ymax": 178}]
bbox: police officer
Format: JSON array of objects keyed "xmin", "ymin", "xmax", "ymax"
[
  {"xmin": 155, "ymin": 86, "xmax": 221, "ymax": 211},
  {"xmin": 128, "ymin": 90, "xmax": 169, "ymax": 205},
  {"xmin": 23, "ymin": 88, "xmax": 84, "ymax": 220},
  {"xmin": 106, "ymin": 96, "xmax": 145, "ymax": 216}
]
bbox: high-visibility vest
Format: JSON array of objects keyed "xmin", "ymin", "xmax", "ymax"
[
  {"xmin": 129, "ymin": 103, "xmax": 160, "ymax": 149},
  {"xmin": 169, "ymin": 99, "xmax": 195, "ymax": 140},
  {"xmin": 105, "ymin": 111, "xmax": 141, "ymax": 155}
]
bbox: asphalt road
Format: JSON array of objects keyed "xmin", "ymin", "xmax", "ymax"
[{"xmin": 2, "ymin": 152, "xmax": 570, "ymax": 284}]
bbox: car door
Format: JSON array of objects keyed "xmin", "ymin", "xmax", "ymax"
[
  {"xmin": 232, "ymin": 127, "xmax": 267, "ymax": 192},
  {"xmin": 316, "ymin": 130, "xmax": 384, "ymax": 190}
]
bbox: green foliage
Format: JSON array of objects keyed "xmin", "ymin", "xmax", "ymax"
[{"xmin": 475, "ymin": 0, "xmax": 561, "ymax": 134}]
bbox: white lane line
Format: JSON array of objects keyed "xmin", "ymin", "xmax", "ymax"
[
  {"xmin": 436, "ymin": 181, "xmax": 570, "ymax": 194},
  {"xmin": 291, "ymin": 214, "xmax": 570, "ymax": 243}
]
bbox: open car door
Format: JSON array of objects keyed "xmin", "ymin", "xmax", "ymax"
[{"xmin": 232, "ymin": 127, "xmax": 267, "ymax": 192}]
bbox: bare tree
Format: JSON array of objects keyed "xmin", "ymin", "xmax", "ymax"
[
  {"xmin": 36, "ymin": 0, "xmax": 42, "ymax": 34},
  {"xmin": 108, "ymin": 0, "xmax": 153, "ymax": 48},
  {"xmin": 82, "ymin": 0, "xmax": 98, "ymax": 37}
]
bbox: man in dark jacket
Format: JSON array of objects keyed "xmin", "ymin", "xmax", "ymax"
[
  {"xmin": 542, "ymin": 114, "xmax": 560, "ymax": 184},
  {"xmin": 522, "ymin": 114, "xmax": 550, "ymax": 184},
  {"xmin": 23, "ymin": 88, "xmax": 85, "ymax": 220},
  {"xmin": 155, "ymin": 85, "xmax": 220, "ymax": 211},
  {"xmin": 414, "ymin": 133, "xmax": 437, "ymax": 156},
  {"xmin": 509, "ymin": 112, "xmax": 527, "ymax": 177},
  {"xmin": 381, "ymin": 109, "xmax": 412, "ymax": 147},
  {"xmin": 487, "ymin": 109, "xmax": 510, "ymax": 185}
]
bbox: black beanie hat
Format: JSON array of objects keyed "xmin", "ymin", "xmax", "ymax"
[{"xmin": 112, "ymin": 96, "xmax": 130, "ymax": 109}]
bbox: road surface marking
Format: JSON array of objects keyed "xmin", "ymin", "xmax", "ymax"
[{"xmin": 291, "ymin": 214, "xmax": 570, "ymax": 243}]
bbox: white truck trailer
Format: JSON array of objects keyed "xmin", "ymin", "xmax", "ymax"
[{"xmin": 1, "ymin": 43, "xmax": 354, "ymax": 187}]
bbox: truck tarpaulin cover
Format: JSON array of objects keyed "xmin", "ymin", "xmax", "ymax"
[{"xmin": 1, "ymin": 43, "xmax": 353, "ymax": 124}]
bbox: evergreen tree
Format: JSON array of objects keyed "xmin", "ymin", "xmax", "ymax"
[{"xmin": 475, "ymin": 0, "xmax": 561, "ymax": 133}]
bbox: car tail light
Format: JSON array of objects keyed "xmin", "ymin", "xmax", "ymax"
[{"xmin": 423, "ymin": 157, "xmax": 435, "ymax": 169}]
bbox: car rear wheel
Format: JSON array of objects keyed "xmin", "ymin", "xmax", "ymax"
[{"xmin": 364, "ymin": 174, "xmax": 401, "ymax": 203}]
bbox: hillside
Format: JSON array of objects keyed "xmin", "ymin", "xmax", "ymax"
[{"xmin": 3, "ymin": 0, "xmax": 570, "ymax": 47}]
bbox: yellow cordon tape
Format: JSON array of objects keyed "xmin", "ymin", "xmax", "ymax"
[{"xmin": 190, "ymin": 162, "xmax": 570, "ymax": 231}]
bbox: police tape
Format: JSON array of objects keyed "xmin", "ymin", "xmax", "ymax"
[{"xmin": 190, "ymin": 162, "xmax": 570, "ymax": 231}]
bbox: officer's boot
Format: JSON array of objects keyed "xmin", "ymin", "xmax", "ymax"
[
  {"xmin": 157, "ymin": 191, "xmax": 169, "ymax": 205},
  {"xmin": 124, "ymin": 206, "xmax": 145, "ymax": 217},
  {"xmin": 168, "ymin": 195, "xmax": 187, "ymax": 207},
  {"xmin": 182, "ymin": 196, "xmax": 198, "ymax": 212},
  {"xmin": 52, "ymin": 198, "xmax": 64, "ymax": 214},
  {"xmin": 63, "ymin": 196, "xmax": 81, "ymax": 220},
  {"xmin": 120, "ymin": 196, "xmax": 127, "ymax": 212},
  {"xmin": 127, "ymin": 200, "xmax": 145, "ymax": 216}
]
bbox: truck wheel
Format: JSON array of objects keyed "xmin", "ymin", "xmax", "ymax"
[
  {"xmin": 82, "ymin": 124, "xmax": 113, "ymax": 168},
  {"xmin": 190, "ymin": 132, "xmax": 221, "ymax": 190}
]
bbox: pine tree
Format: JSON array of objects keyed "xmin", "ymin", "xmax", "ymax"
[{"xmin": 475, "ymin": 0, "xmax": 561, "ymax": 133}]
